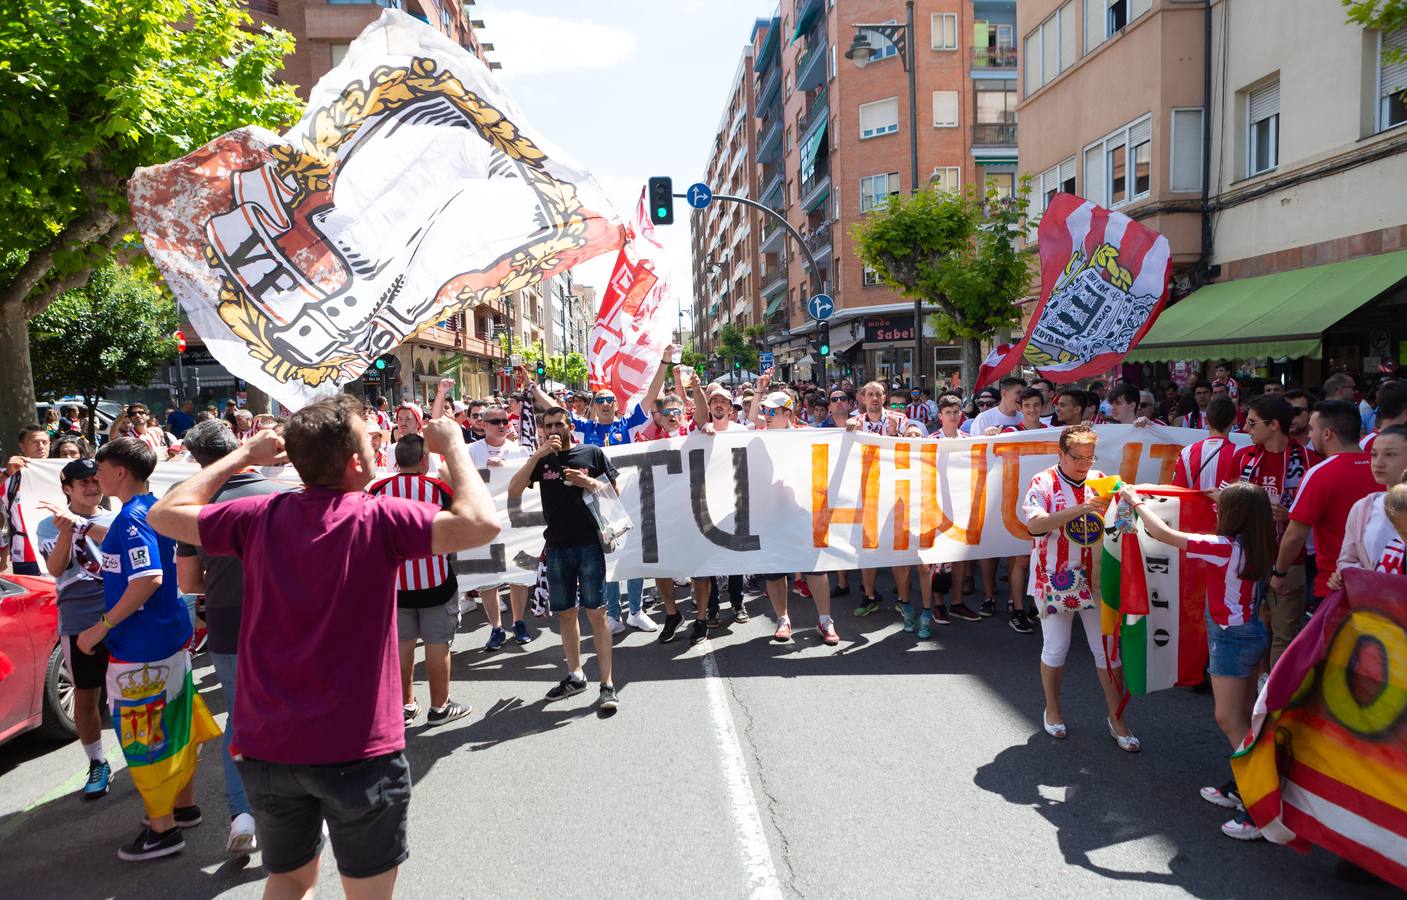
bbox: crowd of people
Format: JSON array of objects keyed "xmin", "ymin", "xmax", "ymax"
[{"xmin": 1, "ymin": 347, "xmax": 1399, "ymax": 894}]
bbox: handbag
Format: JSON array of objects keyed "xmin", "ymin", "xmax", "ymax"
[
  {"xmin": 583, "ymin": 477, "xmax": 633, "ymax": 554},
  {"xmin": 1038, "ymin": 566, "xmax": 1097, "ymax": 619}
]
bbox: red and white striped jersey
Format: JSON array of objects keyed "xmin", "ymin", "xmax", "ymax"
[
  {"xmin": 367, "ymin": 473, "xmax": 453, "ymax": 591},
  {"xmin": 1377, "ymin": 536, "xmax": 1404, "ymax": 574},
  {"xmin": 906, "ymin": 402, "xmax": 932, "ymax": 423},
  {"xmin": 1185, "ymin": 534, "xmax": 1257, "ymax": 627},
  {"xmin": 1173, "ymin": 436, "xmax": 1238, "ymax": 491},
  {"xmin": 1361, "ymin": 431, "xmax": 1377, "ymax": 453},
  {"xmin": 1020, "ymin": 465, "xmax": 1106, "ymax": 603}
]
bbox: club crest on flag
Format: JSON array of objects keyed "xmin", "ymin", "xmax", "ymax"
[{"xmin": 130, "ymin": 11, "xmax": 624, "ymax": 409}]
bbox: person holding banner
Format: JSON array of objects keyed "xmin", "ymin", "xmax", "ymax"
[
  {"xmin": 689, "ymin": 381, "xmax": 754, "ymax": 628},
  {"xmin": 3, "ymin": 424, "xmax": 51, "ymax": 575},
  {"xmin": 467, "ymin": 412, "xmax": 540, "ymax": 649},
  {"xmin": 1021, "ymin": 425, "xmax": 1139, "ymax": 751},
  {"xmin": 1334, "ymin": 427, "xmax": 1407, "ymax": 583},
  {"xmin": 1173, "ymin": 397, "xmax": 1239, "ymax": 492}
]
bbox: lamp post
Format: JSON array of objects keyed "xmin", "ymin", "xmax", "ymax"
[{"xmin": 847, "ymin": 0, "xmax": 923, "ymax": 388}]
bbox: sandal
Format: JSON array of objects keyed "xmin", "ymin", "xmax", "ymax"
[
  {"xmin": 1108, "ymin": 718, "xmax": 1141, "ymax": 753},
  {"xmin": 1042, "ymin": 712, "xmax": 1067, "ymax": 739}
]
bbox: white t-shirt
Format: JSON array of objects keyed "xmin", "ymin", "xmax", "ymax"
[
  {"xmin": 468, "ymin": 438, "xmax": 532, "ymax": 468},
  {"xmin": 972, "ymin": 406, "xmax": 1023, "ymax": 435}
]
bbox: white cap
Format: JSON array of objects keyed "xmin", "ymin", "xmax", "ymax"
[{"xmin": 761, "ymin": 391, "xmax": 794, "ymax": 411}]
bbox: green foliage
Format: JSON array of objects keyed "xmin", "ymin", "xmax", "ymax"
[
  {"xmin": 743, "ymin": 324, "xmax": 767, "ymax": 345},
  {"xmin": 680, "ymin": 344, "xmax": 709, "ymax": 371},
  {"xmin": 716, "ymin": 324, "xmax": 758, "ymax": 370},
  {"xmin": 543, "ymin": 352, "xmax": 587, "ymax": 388},
  {"xmin": 1345, "ymin": 1, "xmax": 1407, "ymax": 67},
  {"xmin": 28, "ymin": 262, "xmax": 178, "ymax": 432},
  {"xmin": 0, "ymin": 0, "xmax": 301, "ymax": 313}
]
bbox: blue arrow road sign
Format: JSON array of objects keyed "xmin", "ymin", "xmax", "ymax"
[
  {"xmin": 686, "ymin": 183, "xmax": 713, "ymax": 209},
  {"xmin": 806, "ymin": 293, "xmax": 834, "ymax": 321}
]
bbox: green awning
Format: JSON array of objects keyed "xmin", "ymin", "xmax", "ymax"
[
  {"xmin": 800, "ymin": 122, "xmax": 828, "ymax": 182},
  {"xmin": 1126, "ymin": 249, "xmax": 1407, "ymax": 363},
  {"xmin": 765, "ymin": 294, "xmax": 784, "ymax": 316},
  {"xmin": 803, "ymin": 186, "xmax": 830, "ymax": 213},
  {"xmin": 790, "ymin": 0, "xmax": 820, "ymax": 44}
]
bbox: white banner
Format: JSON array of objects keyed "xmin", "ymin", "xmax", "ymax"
[{"xmin": 16, "ymin": 426, "xmax": 1228, "ymax": 591}]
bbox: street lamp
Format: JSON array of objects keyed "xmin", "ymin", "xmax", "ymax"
[{"xmin": 848, "ymin": 0, "xmax": 923, "ymax": 388}]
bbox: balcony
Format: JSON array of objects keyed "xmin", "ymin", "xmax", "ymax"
[
  {"xmin": 756, "ymin": 64, "xmax": 782, "ymax": 110},
  {"xmin": 971, "ymin": 46, "xmax": 1017, "ymax": 69},
  {"xmin": 803, "ymin": 220, "xmax": 832, "ymax": 257},
  {"xmin": 756, "ymin": 115, "xmax": 782, "ymax": 163},
  {"xmin": 797, "ymin": 87, "xmax": 829, "ymax": 136},
  {"xmin": 796, "ymin": 37, "xmax": 827, "ymax": 93},
  {"xmin": 761, "ymin": 264, "xmax": 788, "ymax": 298},
  {"xmin": 760, "ymin": 166, "xmax": 783, "ymax": 204},
  {"xmin": 760, "ymin": 218, "xmax": 786, "ymax": 254},
  {"xmin": 972, "ymin": 122, "xmax": 1017, "ymax": 146},
  {"xmin": 799, "ymin": 160, "xmax": 830, "ymax": 213}
]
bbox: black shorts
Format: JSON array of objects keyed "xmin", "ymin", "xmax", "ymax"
[
  {"xmin": 62, "ymin": 634, "xmax": 109, "ymax": 690},
  {"xmin": 237, "ymin": 751, "xmax": 412, "ymax": 878}
]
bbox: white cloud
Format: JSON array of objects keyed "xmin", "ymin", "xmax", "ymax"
[{"xmin": 476, "ymin": 9, "xmax": 638, "ymax": 76}]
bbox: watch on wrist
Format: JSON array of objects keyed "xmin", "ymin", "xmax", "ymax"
[{"xmin": 1270, "ymin": 568, "xmax": 1287, "ymax": 578}]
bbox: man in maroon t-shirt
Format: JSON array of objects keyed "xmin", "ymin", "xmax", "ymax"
[
  {"xmin": 1274, "ymin": 400, "xmax": 1378, "ymax": 623},
  {"xmin": 149, "ymin": 396, "xmax": 498, "ymax": 900},
  {"xmin": 1230, "ymin": 395, "xmax": 1320, "ymax": 666}
]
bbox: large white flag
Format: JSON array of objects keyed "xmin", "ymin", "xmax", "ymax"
[{"xmin": 129, "ymin": 10, "xmax": 624, "ymax": 410}]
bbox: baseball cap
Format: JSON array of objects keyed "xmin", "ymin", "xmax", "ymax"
[
  {"xmin": 451, "ymin": 401, "xmax": 468, "ymax": 414},
  {"xmin": 761, "ymin": 391, "xmax": 795, "ymax": 411},
  {"xmin": 60, "ymin": 458, "xmax": 98, "ymax": 484},
  {"xmin": 706, "ymin": 384, "xmax": 734, "ymax": 402}
]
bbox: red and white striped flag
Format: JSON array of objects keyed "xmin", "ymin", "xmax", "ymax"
[
  {"xmin": 981, "ymin": 194, "xmax": 1172, "ymax": 387},
  {"xmin": 588, "ymin": 189, "xmax": 673, "ymax": 403}
]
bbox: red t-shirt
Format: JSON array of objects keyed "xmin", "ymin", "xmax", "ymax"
[
  {"xmin": 1289, "ymin": 452, "xmax": 1379, "ymax": 596},
  {"xmin": 198, "ymin": 486, "xmax": 438, "ymax": 764}
]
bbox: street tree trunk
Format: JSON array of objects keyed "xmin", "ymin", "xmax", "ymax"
[
  {"xmin": 0, "ymin": 302, "xmax": 37, "ymax": 458},
  {"xmin": 961, "ymin": 338, "xmax": 983, "ymax": 396}
]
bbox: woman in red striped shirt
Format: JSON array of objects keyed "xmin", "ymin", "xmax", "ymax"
[{"xmin": 1118, "ymin": 481, "xmax": 1276, "ymax": 840}]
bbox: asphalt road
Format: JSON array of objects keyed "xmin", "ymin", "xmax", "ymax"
[{"xmin": 0, "ymin": 573, "xmax": 1393, "ymax": 899}]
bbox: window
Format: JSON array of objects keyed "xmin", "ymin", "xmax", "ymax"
[
  {"xmin": 330, "ymin": 43, "xmax": 351, "ymax": 67},
  {"xmin": 863, "ymin": 265, "xmax": 881, "ymax": 287},
  {"xmin": 860, "ymin": 172, "xmax": 901, "ymax": 212},
  {"xmin": 931, "ymin": 167, "xmax": 961, "ymax": 193},
  {"xmin": 974, "ymin": 21, "xmax": 1015, "ymax": 67},
  {"xmin": 873, "ymin": 20, "xmax": 899, "ymax": 61},
  {"xmin": 933, "ymin": 91, "xmax": 959, "ymax": 127},
  {"xmin": 859, "ymin": 97, "xmax": 900, "ymax": 138},
  {"xmin": 1170, "ymin": 107, "xmax": 1204, "ymax": 192},
  {"xmin": 1379, "ymin": 27, "xmax": 1407, "ymax": 132},
  {"xmin": 830, "ymin": 43, "xmax": 837, "ymax": 79},
  {"xmin": 932, "ymin": 13, "xmax": 958, "ymax": 50},
  {"xmin": 985, "ymin": 171, "xmax": 1015, "ymax": 200},
  {"xmin": 1083, "ymin": 115, "xmax": 1151, "ymax": 207},
  {"xmin": 1025, "ymin": 2, "xmax": 1075, "ymax": 95},
  {"xmin": 1247, "ymin": 80, "xmax": 1279, "ymax": 175},
  {"xmin": 1086, "ymin": 0, "xmax": 1150, "ymax": 53}
]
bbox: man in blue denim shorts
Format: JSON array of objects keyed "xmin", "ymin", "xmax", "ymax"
[{"xmin": 509, "ymin": 406, "xmax": 621, "ymax": 712}]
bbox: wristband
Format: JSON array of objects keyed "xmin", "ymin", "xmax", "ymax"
[
  {"xmin": 1270, "ymin": 568, "xmax": 1287, "ymax": 578},
  {"xmin": 100, "ymin": 614, "xmax": 114, "ymax": 629}
]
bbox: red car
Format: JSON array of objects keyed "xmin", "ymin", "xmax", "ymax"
[{"xmin": 0, "ymin": 574, "xmax": 76, "ymax": 745}]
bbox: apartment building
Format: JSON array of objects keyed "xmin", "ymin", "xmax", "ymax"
[
  {"xmin": 731, "ymin": 1, "xmax": 1016, "ymax": 387},
  {"xmin": 691, "ymin": 33, "xmax": 765, "ymax": 361}
]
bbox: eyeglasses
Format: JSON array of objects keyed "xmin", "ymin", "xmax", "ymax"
[
  {"xmin": 660, "ymin": 408, "xmax": 683, "ymax": 417},
  {"xmin": 594, "ymin": 396, "xmax": 616, "ymax": 404},
  {"xmin": 470, "ymin": 412, "xmax": 484, "ymax": 419},
  {"xmin": 1064, "ymin": 452, "xmax": 1096, "ymax": 462},
  {"xmin": 483, "ymin": 418, "xmax": 508, "ymax": 425},
  {"xmin": 1244, "ymin": 418, "xmax": 1264, "ymax": 429},
  {"xmin": 976, "ymin": 400, "xmax": 996, "ymax": 408}
]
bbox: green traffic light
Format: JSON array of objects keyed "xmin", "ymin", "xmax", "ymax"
[
  {"xmin": 374, "ymin": 358, "xmax": 386, "ymax": 370},
  {"xmin": 656, "ymin": 207, "xmax": 668, "ymax": 218}
]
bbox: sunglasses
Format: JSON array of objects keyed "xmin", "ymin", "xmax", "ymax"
[
  {"xmin": 594, "ymin": 396, "xmax": 617, "ymax": 404},
  {"xmin": 483, "ymin": 417, "xmax": 508, "ymax": 425},
  {"xmin": 470, "ymin": 412, "xmax": 484, "ymax": 419},
  {"xmin": 830, "ymin": 395, "xmax": 848, "ymax": 402},
  {"xmin": 764, "ymin": 407, "xmax": 790, "ymax": 417},
  {"xmin": 660, "ymin": 408, "xmax": 683, "ymax": 417},
  {"xmin": 976, "ymin": 400, "xmax": 996, "ymax": 408}
]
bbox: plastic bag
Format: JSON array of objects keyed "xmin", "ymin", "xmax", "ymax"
[{"xmin": 583, "ymin": 477, "xmax": 633, "ymax": 553}]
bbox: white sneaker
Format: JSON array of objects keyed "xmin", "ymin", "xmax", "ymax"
[
  {"xmin": 227, "ymin": 812, "xmax": 258, "ymax": 856},
  {"xmin": 626, "ymin": 611, "xmax": 659, "ymax": 632},
  {"xmin": 458, "ymin": 594, "xmax": 479, "ymax": 615},
  {"xmin": 608, "ymin": 617, "xmax": 625, "ymax": 635}
]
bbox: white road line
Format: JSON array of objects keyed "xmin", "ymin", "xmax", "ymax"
[{"xmin": 700, "ymin": 646, "xmax": 784, "ymax": 900}]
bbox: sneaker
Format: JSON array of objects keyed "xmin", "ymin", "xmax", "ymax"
[
  {"xmin": 854, "ymin": 596, "xmax": 880, "ymax": 617},
  {"xmin": 512, "ymin": 620, "xmax": 534, "ymax": 645},
  {"xmin": 82, "ymin": 759, "xmax": 113, "ymax": 801},
  {"xmin": 734, "ymin": 603, "xmax": 750, "ymax": 623},
  {"xmin": 426, "ymin": 700, "xmax": 472, "ymax": 727},
  {"xmin": 979, "ymin": 598, "xmax": 996, "ymax": 618},
  {"xmin": 598, "ymin": 684, "xmax": 620, "ymax": 712},
  {"xmin": 1025, "ymin": 607, "xmax": 1041, "ymax": 630},
  {"xmin": 143, "ymin": 805, "xmax": 202, "ymax": 829},
  {"xmin": 118, "ymin": 825, "xmax": 185, "ymax": 861},
  {"xmin": 458, "ymin": 592, "xmax": 480, "ymax": 615},
  {"xmin": 403, "ymin": 702, "xmax": 420, "ymax": 726},
  {"xmin": 658, "ymin": 613, "xmax": 683, "ymax": 643},
  {"xmin": 932, "ymin": 605, "xmax": 951, "ymax": 626},
  {"xmin": 529, "ymin": 599, "xmax": 548, "ymax": 618},
  {"xmin": 949, "ymin": 603, "xmax": 981, "ymax": 622},
  {"xmin": 742, "ymin": 575, "xmax": 762, "ymax": 595},
  {"xmin": 607, "ymin": 616, "xmax": 626, "ymax": 635},
  {"xmin": 706, "ymin": 609, "xmax": 722, "ymax": 627},
  {"xmin": 1008, "ymin": 610, "xmax": 1033, "ymax": 634},
  {"xmin": 902, "ymin": 608, "xmax": 918, "ymax": 633},
  {"xmin": 817, "ymin": 620, "xmax": 840, "ymax": 646},
  {"xmin": 483, "ymin": 627, "xmax": 507, "ymax": 652},
  {"xmin": 917, "ymin": 615, "xmax": 933, "ymax": 640},
  {"xmin": 625, "ymin": 611, "xmax": 658, "ymax": 632},
  {"xmin": 773, "ymin": 619, "xmax": 793, "ymax": 642},
  {"xmin": 690, "ymin": 619, "xmax": 709, "ymax": 645},
  {"xmin": 1200, "ymin": 780, "xmax": 1243, "ymax": 809},
  {"xmin": 545, "ymin": 675, "xmax": 587, "ymax": 701},
  {"xmin": 226, "ymin": 812, "xmax": 258, "ymax": 856},
  {"xmin": 1221, "ymin": 811, "xmax": 1263, "ymax": 841},
  {"xmin": 832, "ymin": 581, "xmax": 851, "ymax": 597},
  {"xmin": 792, "ymin": 577, "xmax": 812, "ymax": 598}
]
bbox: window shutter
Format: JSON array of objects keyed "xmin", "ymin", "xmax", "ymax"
[
  {"xmin": 859, "ymin": 98, "xmax": 899, "ymax": 136},
  {"xmin": 1059, "ymin": 157, "xmax": 1076, "ymax": 192},
  {"xmin": 1059, "ymin": 3, "xmax": 1076, "ymax": 71},
  {"xmin": 1084, "ymin": 0, "xmax": 1105, "ymax": 54},
  {"xmin": 1042, "ymin": 18, "xmax": 1059, "ymax": 84},
  {"xmin": 1383, "ymin": 28, "xmax": 1407, "ymax": 98},
  {"xmin": 933, "ymin": 91, "xmax": 959, "ymax": 127},
  {"xmin": 1083, "ymin": 144, "xmax": 1105, "ymax": 206},
  {"xmin": 1024, "ymin": 32, "xmax": 1041, "ymax": 94},
  {"xmin": 1249, "ymin": 81, "xmax": 1279, "ymax": 123},
  {"xmin": 1130, "ymin": 0, "xmax": 1153, "ymax": 20},
  {"xmin": 1170, "ymin": 108, "xmax": 1204, "ymax": 192}
]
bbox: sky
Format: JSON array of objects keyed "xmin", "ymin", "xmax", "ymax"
[{"xmin": 477, "ymin": 0, "xmax": 775, "ymax": 337}]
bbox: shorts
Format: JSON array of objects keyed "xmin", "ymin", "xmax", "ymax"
[
  {"xmin": 545, "ymin": 544, "xmax": 606, "ymax": 613},
  {"xmin": 238, "ymin": 751, "xmax": 412, "ymax": 879},
  {"xmin": 61, "ymin": 634, "xmax": 109, "ymax": 690},
  {"xmin": 759, "ymin": 572, "xmax": 819, "ymax": 582},
  {"xmin": 1207, "ymin": 615, "xmax": 1269, "ymax": 679},
  {"xmin": 396, "ymin": 599, "xmax": 458, "ymax": 645}
]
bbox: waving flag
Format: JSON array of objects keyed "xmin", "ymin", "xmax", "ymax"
[
  {"xmin": 1100, "ymin": 487, "xmax": 1215, "ymax": 694},
  {"xmin": 588, "ymin": 190, "xmax": 674, "ymax": 403},
  {"xmin": 129, "ymin": 10, "xmax": 623, "ymax": 410},
  {"xmin": 981, "ymin": 194, "xmax": 1172, "ymax": 387},
  {"xmin": 1232, "ymin": 569, "xmax": 1407, "ymax": 889}
]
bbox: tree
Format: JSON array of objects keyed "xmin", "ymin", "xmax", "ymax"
[
  {"xmin": 542, "ymin": 351, "xmax": 588, "ymax": 389},
  {"xmin": 851, "ymin": 183, "xmax": 1033, "ymax": 390},
  {"xmin": 716, "ymin": 324, "xmax": 759, "ymax": 375},
  {"xmin": 680, "ymin": 344, "xmax": 709, "ymax": 372},
  {"xmin": 1344, "ymin": 1, "xmax": 1407, "ymax": 34},
  {"xmin": 0, "ymin": 0, "xmax": 301, "ymax": 452},
  {"xmin": 28, "ymin": 263, "xmax": 178, "ymax": 441}
]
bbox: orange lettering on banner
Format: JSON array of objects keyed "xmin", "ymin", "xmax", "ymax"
[
  {"xmin": 993, "ymin": 441, "xmax": 1060, "ymax": 540},
  {"xmin": 894, "ymin": 442, "xmax": 911, "ymax": 551},
  {"xmin": 1149, "ymin": 443, "xmax": 1180, "ymax": 485},
  {"xmin": 812, "ymin": 442, "xmax": 880, "ymax": 548},
  {"xmin": 1118, "ymin": 443, "xmax": 1143, "ymax": 484},
  {"xmin": 921, "ymin": 443, "xmax": 989, "ymax": 547}
]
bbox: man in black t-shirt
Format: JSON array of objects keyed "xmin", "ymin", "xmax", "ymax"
[{"xmin": 508, "ymin": 406, "xmax": 620, "ymax": 712}]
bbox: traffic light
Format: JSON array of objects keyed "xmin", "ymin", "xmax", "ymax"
[
  {"xmin": 173, "ymin": 330, "xmax": 186, "ymax": 354},
  {"xmin": 535, "ymin": 360, "xmax": 546, "ymax": 378},
  {"xmin": 817, "ymin": 323, "xmax": 830, "ymax": 357},
  {"xmin": 647, "ymin": 176, "xmax": 674, "ymax": 226},
  {"xmin": 372, "ymin": 354, "xmax": 400, "ymax": 380},
  {"xmin": 733, "ymin": 358, "xmax": 741, "ymax": 370}
]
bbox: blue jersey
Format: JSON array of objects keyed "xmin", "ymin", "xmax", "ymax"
[
  {"xmin": 572, "ymin": 403, "xmax": 648, "ymax": 447},
  {"xmin": 100, "ymin": 493, "xmax": 191, "ymax": 662}
]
